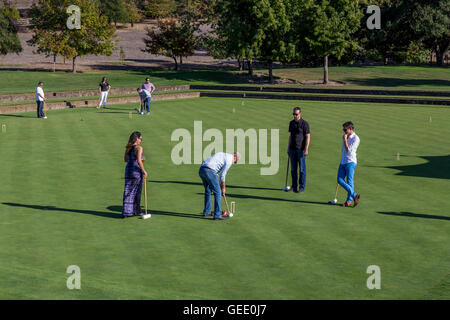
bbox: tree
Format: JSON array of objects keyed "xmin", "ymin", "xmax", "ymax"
[
  {"xmin": 99, "ymin": 0, "xmax": 129, "ymax": 26},
  {"xmin": 143, "ymin": 0, "xmax": 177, "ymax": 18},
  {"xmin": 28, "ymin": 0, "xmax": 117, "ymax": 73},
  {"xmin": 294, "ymin": 0, "xmax": 362, "ymax": 84},
  {"xmin": 411, "ymin": 0, "xmax": 450, "ymax": 66},
  {"xmin": 142, "ymin": 18, "xmax": 198, "ymax": 70},
  {"xmin": 258, "ymin": 0, "xmax": 297, "ymax": 83},
  {"xmin": 0, "ymin": 6, "xmax": 22, "ymax": 62},
  {"xmin": 124, "ymin": 0, "xmax": 142, "ymax": 27}
]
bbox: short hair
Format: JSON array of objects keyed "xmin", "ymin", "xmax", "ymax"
[
  {"xmin": 136, "ymin": 88, "xmax": 141, "ymax": 91},
  {"xmin": 293, "ymin": 107, "xmax": 302, "ymax": 113},
  {"xmin": 38, "ymin": 82, "xmax": 43, "ymax": 86},
  {"xmin": 343, "ymin": 121, "xmax": 354, "ymax": 130},
  {"xmin": 234, "ymin": 152, "xmax": 241, "ymax": 162},
  {"xmin": 145, "ymin": 78, "xmax": 150, "ymax": 81}
]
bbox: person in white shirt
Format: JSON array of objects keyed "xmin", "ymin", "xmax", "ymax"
[
  {"xmin": 199, "ymin": 152, "xmax": 240, "ymax": 220},
  {"xmin": 338, "ymin": 121, "xmax": 360, "ymax": 207},
  {"xmin": 136, "ymin": 88, "xmax": 151, "ymax": 115},
  {"xmin": 35, "ymin": 82, "xmax": 47, "ymax": 119}
]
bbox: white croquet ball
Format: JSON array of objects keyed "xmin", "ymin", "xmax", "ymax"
[
  {"xmin": 331, "ymin": 199, "xmax": 337, "ymax": 204},
  {"xmin": 228, "ymin": 212, "xmax": 234, "ymax": 217}
]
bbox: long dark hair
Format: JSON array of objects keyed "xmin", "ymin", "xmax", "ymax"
[
  {"xmin": 125, "ymin": 131, "xmax": 142, "ymax": 154},
  {"xmin": 101, "ymin": 77, "xmax": 107, "ymax": 83}
]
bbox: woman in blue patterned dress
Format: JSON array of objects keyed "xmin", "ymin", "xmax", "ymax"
[{"xmin": 122, "ymin": 131, "xmax": 148, "ymax": 218}]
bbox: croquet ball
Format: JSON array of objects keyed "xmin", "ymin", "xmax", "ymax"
[
  {"xmin": 331, "ymin": 199, "xmax": 337, "ymax": 204},
  {"xmin": 222, "ymin": 210, "xmax": 226, "ymax": 215},
  {"xmin": 228, "ymin": 213, "xmax": 234, "ymax": 217}
]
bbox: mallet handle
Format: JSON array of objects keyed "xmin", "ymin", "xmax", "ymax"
[
  {"xmin": 144, "ymin": 178, "xmax": 148, "ymax": 215},
  {"xmin": 334, "ymin": 183, "xmax": 339, "ymax": 199}
]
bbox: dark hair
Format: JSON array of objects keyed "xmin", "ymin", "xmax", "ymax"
[
  {"xmin": 293, "ymin": 107, "xmax": 301, "ymax": 113},
  {"xmin": 102, "ymin": 77, "xmax": 107, "ymax": 82},
  {"xmin": 136, "ymin": 87, "xmax": 141, "ymax": 91},
  {"xmin": 343, "ymin": 121, "xmax": 354, "ymax": 130},
  {"xmin": 38, "ymin": 81, "xmax": 43, "ymax": 86},
  {"xmin": 125, "ymin": 131, "xmax": 142, "ymax": 153}
]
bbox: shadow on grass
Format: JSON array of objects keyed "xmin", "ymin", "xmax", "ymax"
[
  {"xmin": 106, "ymin": 205, "xmax": 209, "ymax": 220},
  {"xmin": 150, "ymin": 180, "xmax": 282, "ymax": 191},
  {"xmin": 195, "ymin": 193, "xmax": 331, "ymax": 206},
  {"xmin": 377, "ymin": 211, "xmax": 450, "ymax": 222},
  {"xmin": 2, "ymin": 202, "xmax": 122, "ymax": 219},
  {"xmin": 348, "ymin": 78, "xmax": 450, "ymax": 88},
  {"xmin": 384, "ymin": 155, "xmax": 450, "ymax": 180},
  {"xmin": 0, "ymin": 114, "xmax": 29, "ymax": 118}
]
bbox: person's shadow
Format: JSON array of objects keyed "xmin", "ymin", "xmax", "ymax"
[
  {"xmin": 377, "ymin": 211, "xmax": 450, "ymax": 222},
  {"xmin": 2, "ymin": 202, "xmax": 122, "ymax": 219},
  {"xmin": 106, "ymin": 206, "xmax": 210, "ymax": 220},
  {"xmin": 1, "ymin": 202, "xmax": 211, "ymax": 220}
]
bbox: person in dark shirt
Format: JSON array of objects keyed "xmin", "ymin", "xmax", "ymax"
[
  {"xmin": 98, "ymin": 77, "xmax": 111, "ymax": 109},
  {"xmin": 287, "ymin": 107, "xmax": 310, "ymax": 193}
]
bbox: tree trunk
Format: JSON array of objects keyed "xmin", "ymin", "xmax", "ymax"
[
  {"xmin": 72, "ymin": 56, "xmax": 77, "ymax": 73},
  {"xmin": 237, "ymin": 58, "xmax": 243, "ymax": 71},
  {"xmin": 180, "ymin": 56, "xmax": 183, "ymax": 64},
  {"xmin": 323, "ymin": 55, "xmax": 329, "ymax": 84},
  {"xmin": 173, "ymin": 57, "xmax": 178, "ymax": 70},
  {"xmin": 247, "ymin": 59, "xmax": 253, "ymax": 76},
  {"xmin": 268, "ymin": 61, "xmax": 273, "ymax": 84}
]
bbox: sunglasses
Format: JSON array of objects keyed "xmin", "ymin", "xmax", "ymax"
[{"xmin": 293, "ymin": 113, "xmax": 300, "ymax": 116}]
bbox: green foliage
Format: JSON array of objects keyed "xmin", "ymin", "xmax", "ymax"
[
  {"xmin": 0, "ymin": 6, "xmax": 22, "ymax": 57},
  {"xmin": 28, "ymin": 0, "xmax": 117, "ymax": 72},
  {"xmin": 142, "ymin": 18, "xmax": 198, "ymax": 70},
  {"xmin": 98, "ymin": 0, "xmax": 129, "ymax": 25},
  {"xmin": 143, "ymin": 0, "xmax": 177, "ymax": 18},
  {"xmin": 1, "ymin": 0, "xmax": 20, "ymax": 21},
  {"xmin": 124, "ymin": 0, "xmax": 143, "ymax": 25}
]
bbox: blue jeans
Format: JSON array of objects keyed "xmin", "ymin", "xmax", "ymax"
[
  {"xmin": 36, "ymin": 101, "xmax": 44, "ymax": 118},
  {"xmin": 141, "ymin": 96, "xmax": 151, "ymax": 113},
  {"xmin": 199, "ymin": 166, "xmax": 221, "ymax": 218},
  {"xmin": 337, "ymin": 162, "xmax": 358, "ymax": 203},
  {"xmin": 288, "ymin": 149, "xmax": 306, "ymax": 190}
]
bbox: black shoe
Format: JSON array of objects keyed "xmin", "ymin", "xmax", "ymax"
[
  {"xmin": 213, "ymin": 215, "xmax": 229, "ymax": 220},
  {"xmin": 203, "ymin": 212, "xmax": 213, "ymax": 217},
  {"xmin": 293, "ymin": 188, "xmax": 299, "ymax": 193}
]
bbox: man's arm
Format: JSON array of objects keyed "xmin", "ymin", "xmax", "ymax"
[{"xmin": 304, "ymin": 133, "xmax": 310, "ymax": 156}]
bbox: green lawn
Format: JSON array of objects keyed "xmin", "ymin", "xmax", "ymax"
[
  {"xmin": 0, "ymin": 65, "xmax": 449, "ymax": 95},
  {"xmin": 0, "ymin": 97, "xmax": 449, "ymax": 299},
  {"xmin": 272, "ymin": 65, "xmax": 450, "ymax": 91}
]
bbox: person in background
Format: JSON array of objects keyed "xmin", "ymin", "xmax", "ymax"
[
  {"xmin": 141, "ymin": 77, "xmax": 155, "ymax": 115},
  {"xmin": 98, "ymin": 77, "xmax": 111, "ymax": 109},
  {"xmin": 36, "ymin": 81, "xmax": 47, "ymax": 119}
]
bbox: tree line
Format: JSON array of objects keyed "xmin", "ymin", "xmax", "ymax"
[{"xmin": 0, "ymin": 0, "xmax": 448, "ymax": 81}]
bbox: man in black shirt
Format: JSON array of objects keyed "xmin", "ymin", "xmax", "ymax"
[
  {"xmin": 287, "ymin": 107, "xmax": 310, "ymax": 193},
  {"xmin": 98, "ymin": 77, "xmax": 111, "ymax": 109}
]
